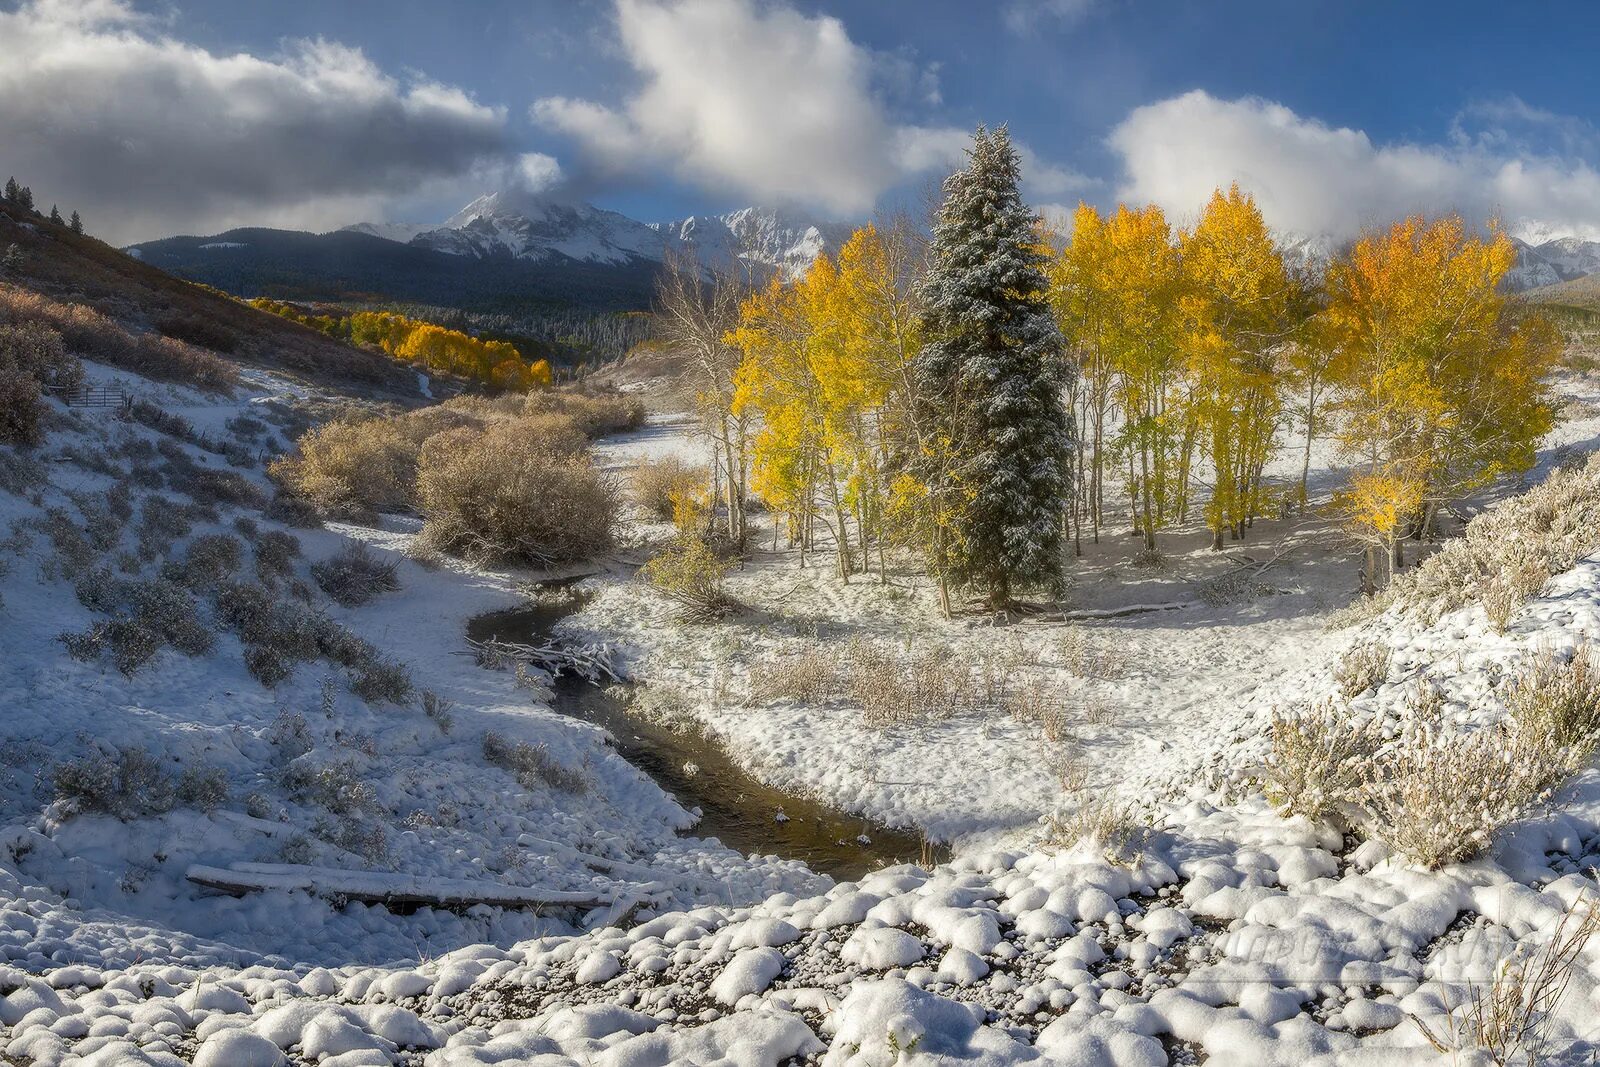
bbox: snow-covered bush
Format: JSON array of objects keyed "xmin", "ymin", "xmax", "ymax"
[
  {"xmin": 641, "ymin": 537, "xmax": 738, "ymax": 622},
  {"xmin": 1265, "ymin": 699, "xmax": 1380, "ymax": 821},
  {"xmin": 60, "ymin": 576, "xmax": 212, "ymax": 674},
  {"xmin": 1333, "ymin": 641, "xmax": 1391, "ymax": 697},
  {"xmin": 416, "ymin": 421, "xmax": 616, "ymax": 567},
  {"xmin": 1344, "ymin": 453, "xmax": 1600, "ymax": 626},
  {"xmin": 630, "ymin": 455, "xmax": 709, "ymax": 522},
  {"xmin": 311, "ymin": 540, "xmax": 400, "ymax": 607},
  {"xmin": 482, "ymin": 731, "xmax": 587, "ymax": 793},
  {"xmin": 49, "ymin": 748, "xmax": 226, "ymax": 820},
  {"xmin": 421, "ymin": 690, "xmax": 455, "ymax": 734},
  {"xmin": 1504, "ymin": 645, "xmax": 1600, "ymax": 756},
  {"xmin": 282, "ymin": 759, "xmax": 376, "ymax": 815},
  {"xmin": 1358, "ymin": 692, "xmax": 1566, "ymax": 869},
  {"xmin": 162, "ymin": 532, "xmax": 242, "ymax": 589},
  {"xmin": 252, "ymin": 529, "xmax": 301, "ymax": 583},
  {"xmin": 347, "ymin": 653, "xmax": 412, "ymax": 706},
  {"xmin": 1045, "ymin": 792, "xmax": 1150, "ymax": 865}
]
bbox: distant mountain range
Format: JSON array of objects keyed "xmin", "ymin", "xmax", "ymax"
[
  {"xmin": 1506, "ymin": 236, "xmax": 1600, "ymax": 292},
  {"xmin": 125, "ymin": 191, "xmax": 1600, "ymax": 313},
  {"xmin": 127, "ymin": 191, "xmax": 851, "ymax": 312}
]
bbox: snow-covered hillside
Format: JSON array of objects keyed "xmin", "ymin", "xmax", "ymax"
[{"xmin": 346, "ymin": 191, "xmax": 851, "ymax": 280}]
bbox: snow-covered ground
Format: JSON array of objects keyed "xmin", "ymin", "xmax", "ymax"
[{"xmin": 8, "ymin": 366, "xmax": 1600, "ymax": 1064}]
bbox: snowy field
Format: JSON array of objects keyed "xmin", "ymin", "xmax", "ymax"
[{"xmin": 7, "ymin": 365, "xmax": 1600, "ymax": 1063}]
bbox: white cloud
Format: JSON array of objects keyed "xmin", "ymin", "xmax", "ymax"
[
  {"xmin": 1003, "ymin": 0, "xmax": 1098, "ymax": 34},
  {"xmin": 534, "ymin": 0, "xmax": 1077, "ymax": 218},
  {"xmin": 0, "ymin": 0, "xmax": 515, "ymax": 242},
  {"xmin": 1108, "ymin": 89, "xmax": 1600, "ymax": 241}
]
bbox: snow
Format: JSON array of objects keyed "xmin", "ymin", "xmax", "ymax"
[{"xmin": 9, "ymin": 358, "xmax": 1600, "ymax": 1063}]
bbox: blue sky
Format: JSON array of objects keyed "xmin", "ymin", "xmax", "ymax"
[{"xmin": 6, "ymin": 0, "xmax": 1600, "ymax": 243}]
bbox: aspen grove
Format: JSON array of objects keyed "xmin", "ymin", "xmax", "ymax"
[{"xmin": 680, "ymin": 130, "xmax": 1558, "ymax": 614}]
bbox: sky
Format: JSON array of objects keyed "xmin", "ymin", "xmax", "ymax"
[{"xmin": 7, "ymin": 0, "xmax": 1600, "ymax": 245}]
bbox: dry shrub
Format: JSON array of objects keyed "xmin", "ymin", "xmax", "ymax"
[
  {"xmin": 1334, "ymin": 641, "xmax": 1392, "ymax": 698},
  {"xmin": 1505, "ymin": 645, "xmax": 1600, "ymax": 755},
  {"xmin": 483, "ymin": 731, "xmax": 587, "ymax": 793},
  {"xmin": 1358, "ymin": 690, "xmax": 1566, "ymax": 869},
  {"xmin": 0, "ymin": 321, "xmax": 83, "ymax": 393},
  {"xmin": 846, "ymin": 638, "xmax": 975, "ymax": 728},
  {"xmin": 1415, "ymin": 892, "xmax": 1600, "ymax": 1067},
  {"xmin": 311, "ymin": 540, "xmax": 401, "ymax": 607},
  {"xmin": 0, "ymin": 369, "xmax": 43, "ymax": 446},
  {"xmin": 0, "ymin": 287, "xmax": 238, "ymax": 392},
  {"xmin": 1265, "ymin": 698, "xmax": 1381, "ymax": 821},
  {"xmin": 641, "ymin": 536, "xmax": 738, "ymax": 621},
  {"xmin": 53, "ymin": 747, "xmax": 175, "ymax": 819},
  {"xmin": 750, "ymin": 645, "xmax": 840, "ymax": 703},
  {"xmin": 524, "ymin": 389, "xmax": 644, "ymax": 438},
  {"xmin": 630, "ymin": 455, "xmax": 709, "ymax": 521},
  {"xmin": 269, "ymin": 416, "xmax": 417, "ymax": 520},
  {"xmin": 155, "ymin": 311, "xmax": 237, "ymax": 353},
  {"xmin": 416, "ymin": 420, "xmax": 616, "ymax": 566}
]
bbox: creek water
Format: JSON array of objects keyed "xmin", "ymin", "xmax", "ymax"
[{"xmin": 466, "ymin": 588, "xmax": 933, "ymax": 880}]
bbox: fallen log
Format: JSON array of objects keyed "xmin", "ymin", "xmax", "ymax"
[
  {"xmin": 186, "ymin": 863, "xmax": 611, "ymax": 912},
  {"xmin": 462, "ymin": 635, "xmax": 622, "ymax": 684}
]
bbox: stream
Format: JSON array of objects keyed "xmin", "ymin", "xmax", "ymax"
[{"xmin": 466, "ymin": 586, "xmax": 932, "ymax": 881}]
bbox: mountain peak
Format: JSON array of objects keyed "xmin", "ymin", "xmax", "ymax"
[{"xmin": 348, "ymin": 191, "xmax": 851, "ymax": 280}]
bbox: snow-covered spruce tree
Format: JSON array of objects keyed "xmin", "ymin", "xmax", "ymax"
[{"xmin": 912, "ymin": 126, "xmax": 1073, "ymax": 612}]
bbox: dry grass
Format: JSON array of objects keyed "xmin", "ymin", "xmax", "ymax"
[
  {"xmin": 846, "ymin": 637, "xmax": 977, "ymax": 728},
  {"xmin": 749, "ymin": 645, "xmax": 841, "ymax": 703},
  {"xmin": 1414, "ymin": 890, "xmax": 1600, "ymax": 1066}
]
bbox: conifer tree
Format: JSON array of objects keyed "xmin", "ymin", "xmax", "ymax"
[
  {"xmin": 912, "ymin": 126, "xmax": 1072, "ymax": 611},
  {"xmin": 17, "ymin": 186, "xmax": 33, "ymax": 212},
  {"xmin": 49, "ymin": 205, "xmax": 62, "ymax": 225},
  {"xmin": 69, "ymin": 210, "xmax": 83, "ymax": 234},
  {"xmin": 2, "ymin": 178, "xmax": 17, "ymax": 203}
]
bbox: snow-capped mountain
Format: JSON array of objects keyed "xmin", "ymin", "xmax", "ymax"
[
  {"xmin": 346, "ymin": 191, "xmax": 850, "ymax": 281},
  {"xmin": 1505, "ymin": 235, "xmax": 1600, "ymax": 292},
  {"xmin": 650, "ymin": 207, "xmax": 855, "ymax": 280}
]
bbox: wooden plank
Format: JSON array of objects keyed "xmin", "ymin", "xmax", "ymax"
[{"xmin": 186, "ymin": 863, "xmax": 610, "ymax": 911}]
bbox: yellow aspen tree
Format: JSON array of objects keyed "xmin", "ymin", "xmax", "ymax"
[
  {"xmin": 1323, "ymin": 214, "xmax": 1558, "ymax": 587},
  {"xmin": 1179, "ymin": 185, "xmax": 1297, "ymax": 549},
  {"xmin": 730, "ymin": 266, "xmax": 833, "ymax": 569},
  {"xmin": 1048, "ymin": 203, "xmax": 1118, "ymax": 544},
  {"xmin": 1101, "ymin": 203, "xmax": 1188, "ymax": 551},
  {"xmin": 830, "ymin": 221, "xmax": 923, "ymax": 579}
]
